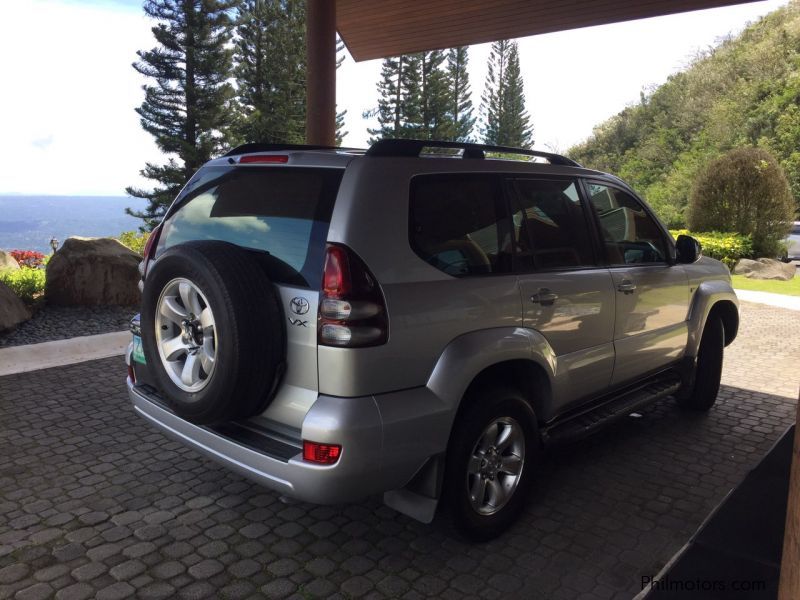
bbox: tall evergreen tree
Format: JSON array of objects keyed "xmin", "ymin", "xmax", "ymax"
[
  {"xmin": 367, "ymin": 51, "xmax": 455, "ymax": 142},
  {"xmin": 234, "ymin": 0, "xmax": 306, "ymax": 144},
  {"xmin": 416, "ymin": 50, "xmax": 450, "ymax": 140},
  {"xmin": 335, "ymin": 36, "xmax": 348, "ymax": 146},
  {"xmin": 444, "ymin": 46, "xmax": 475, "ymax": 141},
  {"xmin": 480, "ymin": 40, "xmax": 533, "ymax": 148},
  {"xmin": 366, "ymin": 55, "xmax": 421, "ymax": 142},
  {"xmin": 127, "ymin": 0, "xmax": 236, "ymax": 229},
  {"xmin": 234, "ymin": 3, "xmax": 347, "ymax": 146}
]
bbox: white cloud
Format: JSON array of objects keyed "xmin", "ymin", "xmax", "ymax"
[
  {"xmin": 0, "ymin": 0, "xmax": 156, "ymax": 195},
  {"xmin": 0, "ymin": 0, "xmax": 790, "ymax": 195}
]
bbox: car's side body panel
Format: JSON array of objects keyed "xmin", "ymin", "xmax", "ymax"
[
  {"xmin": 518, "ymin": 268, "xmax": 616, "ymax": 415},
  {"xmin": 317, "ymin": 276, "xmax": 522, "ymax": 397},
  {"xmin": 609, "ymin": 263, "xmax": 690, "ymax": 385}
]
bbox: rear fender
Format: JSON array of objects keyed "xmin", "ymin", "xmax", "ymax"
[
  {"xmin": 426, "ymin": 327, "xmax": 555, "ymax": 438},
  {"xmin": 383, "ymin": 327, "xmax": 555, "ymax": 521}
]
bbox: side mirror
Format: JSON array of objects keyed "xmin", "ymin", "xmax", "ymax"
[{"xmin": 675, "ymin": 234, "xmax": 702, "ymax": 264}]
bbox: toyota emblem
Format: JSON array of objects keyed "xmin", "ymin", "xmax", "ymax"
[{"xmin": 290, "ymin": 297, "xmax": 310, "ymax": 315}]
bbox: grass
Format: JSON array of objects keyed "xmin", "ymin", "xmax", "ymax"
[{"xmin": 731, "ymin": 273, "xmax": 800, "ymax": 296}]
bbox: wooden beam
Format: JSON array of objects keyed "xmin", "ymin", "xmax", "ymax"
[
  {"xmin": 779, "ymin": 392, "xmax": 800, "ymax": 599},
  {"xmin": 336, "ymin": 0, "xmax": 759, "ymax": 62},
  {"xmin": 306, "ymin": 0, "xmax": 336, "ymax": 145}
]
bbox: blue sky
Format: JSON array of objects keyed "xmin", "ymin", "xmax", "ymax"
[{"xmin": 0, "ymin": 0, "xmax": 790, "ymax": 195}]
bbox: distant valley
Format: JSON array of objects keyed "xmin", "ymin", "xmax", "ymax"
[{"xmin": 0, "ymin": 196, "xmax": 148, "ymax": 254}]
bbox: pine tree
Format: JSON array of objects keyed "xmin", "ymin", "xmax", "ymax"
[
  {"xmin": 416, "ymin": 50, "xmax": 450, "ymax": 140},
  {"xmin": 234, "ymin": 0, "xmax": 306, "ymax": 144},
  {"xmin": 480, "ymin": 40, "xmax": 533, "ymax": 148},
  {"xmin": 335, "ymin": 36, "xmax": 348, "ymax": 146},
  {"xmin": 235, "ymin": 3, "xmax": 347, "ymax": 146},
  {"xmin": 366, "ymin": 55, "xmax": 421, "ymax": 142},
  {"xmin": 444, "ymin": 46, "xmax": 475, "ymax": 141},
  {"xmin": 126, "ymin": 0, "xmax": 236, "ymax": 230}
]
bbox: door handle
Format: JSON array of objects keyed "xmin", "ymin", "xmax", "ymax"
[
  {"xmin": 617, "ymin": 279, "xmax": 637, "ymax": 294},
  {"xmin": 530, "ymin": 288, "xmax": 558, "ymax": 306}
]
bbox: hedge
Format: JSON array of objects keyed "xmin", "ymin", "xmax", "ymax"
[
  {"xmin": 0, "ymin": 267, "xmax": 46, "ymax": 304},
  {"xmin": 670, "ymin": 230, "xmax": 753, "ymax": 270}
]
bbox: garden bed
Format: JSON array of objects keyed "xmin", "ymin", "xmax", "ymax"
[{"xmin": 0, "ymin": 304, "xmax": 137, "ymax": 348}]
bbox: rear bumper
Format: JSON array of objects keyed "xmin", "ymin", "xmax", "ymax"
[{"xmin": 127, "ymin": 378, "xmax": 446, "ymax": 504}]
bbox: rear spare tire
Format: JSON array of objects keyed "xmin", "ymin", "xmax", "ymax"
[{"xmin": 141, "ymin": 241, "xmax": 285, "ymax": 424}]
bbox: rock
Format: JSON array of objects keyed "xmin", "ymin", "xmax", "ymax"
[
  {"xmin": 0, "ymin": 280, "xmax": 31, "ymax": 332},
  {"xmin": 45, "ymin": 237, "xmax": 141, "ymax": 306},
  {"xmin": 0, "ymin": 250, "xmax": 20, "ymax": 271},
  {"xmin": 733, "ymin": 258, "xmax": 797, "ymax": 281}
]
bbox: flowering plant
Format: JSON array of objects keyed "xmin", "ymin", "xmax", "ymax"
[{"xmin": 9, "ymin": 250, "xmax": 46, "ymax": 269}]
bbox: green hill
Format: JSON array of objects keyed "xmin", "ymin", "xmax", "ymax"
[{"xmin": 569, "ymin": 1, "xmax": 800, "ymax": 228}]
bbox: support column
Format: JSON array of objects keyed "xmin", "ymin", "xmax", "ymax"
[
  {"xmin": 306, "ymin": 0, "xmax": 336, "ymax": 146},
  {"xmin": 779, "ymin": 393, "xmax": 800, "ymax": 599}
]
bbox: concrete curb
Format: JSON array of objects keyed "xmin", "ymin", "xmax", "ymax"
[
  {"xmin": 735, "ymin": 289, "xmax": 800, "ymax": 311},
  {"xmin": 0, "ymin": 330, "xmax": 129, "ymax": 377}
]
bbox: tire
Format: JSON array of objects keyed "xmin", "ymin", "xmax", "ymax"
[
  {"xmin": 141, "ymin": 241, "xmax": 285, "ymax": 424},
  {"xmin": 444, "ymin": 385, "xmax": 539, "ymax": 541},
  {"xmin": 676, "ymin": 316, "xmax": 724, "ymax": 411}
]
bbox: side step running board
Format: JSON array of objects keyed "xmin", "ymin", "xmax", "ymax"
[{"xmin": 542, "ymin": 373, "xmax": 682, "ymax": 445}]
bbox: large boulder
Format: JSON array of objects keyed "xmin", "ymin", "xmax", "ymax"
[
  {"xmin": 45, "ymin": 237, "xmax": 141, "ymax": 306},
  {"xmin": 733, "ymin": 258, "xmax": 797, "ymax": 281},
  {"xmin": 0, "ymin": 250, "xmax": 20, "ymax": 271},
  {"xmin": 0, "ymin": 280, "xmax": 30, "ymax": 332}
]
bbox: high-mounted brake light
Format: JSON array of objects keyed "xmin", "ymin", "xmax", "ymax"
[
  {"xmin": 303, "ymin": 440, "xmax": 341, "ymax": 465},
  {"xmin": 239, "ymin": 154, "xmax": 289, "ymax": 164},
  {"xmin": 318, "ymin": 244, "xmax": 388, "ymax": 348}
]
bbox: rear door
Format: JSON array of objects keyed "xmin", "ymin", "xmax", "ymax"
[
  {"xmin": 509, "ymin": 176, "xmax": 616, "ymax": 417},
  {"xmin": 582, "ymin": 181, "xmax": 689, "ymax": 387},
  {"xmin": 156, "ymin": 164, "xmax": 344, "ymax": 427}
]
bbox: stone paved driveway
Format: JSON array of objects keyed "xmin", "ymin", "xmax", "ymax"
[{"xmin": 1, "ymin": 302, "xmax": 798, "ymax": 600}]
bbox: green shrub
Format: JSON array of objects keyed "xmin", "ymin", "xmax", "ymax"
[
  {"xmin": 670, "ymin": 229, "xmax": 753, "ymax": 270},
  {"xmin": 117, "ymin": 231, "xmax": 149, "ymax": 256},
  {"xmin": 0, "ymin": 267, "xmax": 46, "ymax": 304},
  {"xmin": 687, "ymin": 147, "xmax": 794, "ymax": 257}
]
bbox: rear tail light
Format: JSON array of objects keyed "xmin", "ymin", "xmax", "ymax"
[
  {"xmin": 303, "ymin": 440, "xmax": 341, "ymax": 465},
  {"xmin": 318, "ymin": 244, "xmax": 388, "ymax": 347},
  {"xmin": 141, "ymin": 223, "xmax": 163, "ymax": 278},
  {"xmin": 127, "ymin": 363, "xmax": 136, "ymax": 383}
]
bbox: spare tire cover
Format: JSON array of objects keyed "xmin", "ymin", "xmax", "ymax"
[{"xmin": 140, "ymin": 241, "xmax": 285, "ymax": 424}]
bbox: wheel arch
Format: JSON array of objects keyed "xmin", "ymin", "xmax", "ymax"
[
  {"xmin": 425, "ymin": 327, "xmax": 556, "ymax": 447},
  {"xmin": 458, "ymin": 359, "xmax": 551, "ymax": 427},
  {"xmin": 686, "ymin": 280, "xmax": 739, "ymax": 356},
  {"xmin": 707, "ymin": 299, "xmax": 739, "ymax": 347}
]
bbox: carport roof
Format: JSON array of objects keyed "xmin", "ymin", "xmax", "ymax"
[{"xmin": 336, "ymin": 0, "xmax": 758, "ymax": 62}]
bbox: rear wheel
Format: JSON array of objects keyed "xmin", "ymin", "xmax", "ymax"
[
  {"xmin": 676, "ymin": 316, "xmax": 724, "ymax": 411},
  {"xmin": 444, "ymin": 385, "xmax": 539, "ymax": 541}
]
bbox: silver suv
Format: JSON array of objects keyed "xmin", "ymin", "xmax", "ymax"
[{"xmin": 126, "ymin": 139, "xmax": 739, "ymax": 540}]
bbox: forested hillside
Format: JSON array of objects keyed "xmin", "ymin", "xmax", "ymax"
[{"xmin": 569, "ymin": 1, "xmax": 800, "ymax": 227}]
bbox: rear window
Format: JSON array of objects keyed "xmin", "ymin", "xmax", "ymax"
[{"xmin": 158, "ymin": 166, "xmax": 343, "ymax": 286}]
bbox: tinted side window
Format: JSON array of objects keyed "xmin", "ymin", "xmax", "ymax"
[
  {"xmin": 509, "ymin": 178, "xmax": 595, "ymax": 270},
  {"xmin": 410, "ymin": 175, "xmax": 512, "ymax": 277},
  {"xmin": 586, "ymin": 183, "xmax": 667, "ymax": 265}
]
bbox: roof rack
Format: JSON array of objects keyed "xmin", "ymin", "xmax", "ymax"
[
  {"xmin": 224, "ymin": 143, "xmax": 364, "ymax": 157},
  {"xmin": 365, "ymin": 139, "xmax": 581, "ymax": 167}
]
